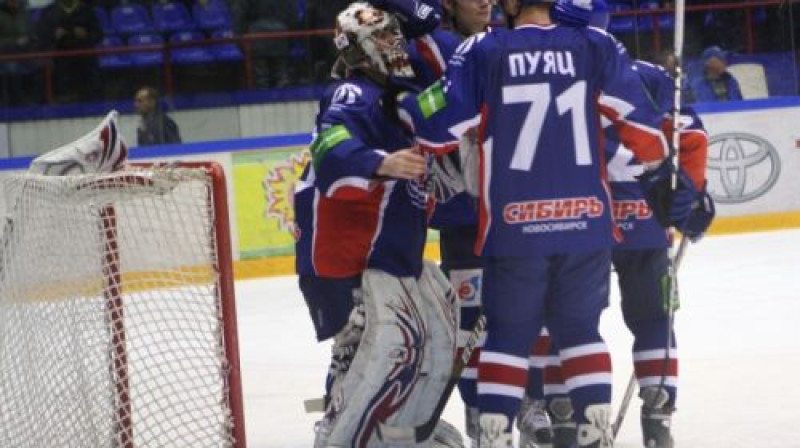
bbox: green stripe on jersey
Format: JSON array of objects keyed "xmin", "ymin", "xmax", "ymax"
[
  {"xmin": 310, "ymin": 125, "xmax": 352, "ymax": 171},
  {"xmin": 417, "ymin": 81, "xmax": 447, "ymax": 119}
]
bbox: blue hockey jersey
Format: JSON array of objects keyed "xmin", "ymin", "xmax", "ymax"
[
  {"xmin": 408, "ymin": 27, "xmax": 481, "ymax": 229},
  {"xmin": 607, "ymin": 60, "xmax": 709, "ymax": 250},
  {"xmin": 399, "ymin": 24, "xmax": 669, "ymax": 257},
  {"xmin": 294, "ymin": 75, "xmax": 431, "ymax": 278}
]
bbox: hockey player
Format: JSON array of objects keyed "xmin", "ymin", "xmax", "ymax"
[
  {"xmin": 394, "ymin": 0, "xmax": 701, "ymax": 446},
  {"xmin": 363, "ymin": 2, "xmax": 495, "ymax": 446},
  {"xmin": 425, "ymin": 1, "xmax": 493, "ymax": 446},
  {"xmin": 293, "ymin": 3, "xmax": 462, "ymax": 447},
  {"xmin": 528, "ymin": 1, "xmax": 717, "ymax": 447}
]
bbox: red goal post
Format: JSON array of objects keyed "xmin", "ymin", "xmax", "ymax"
[{"xmin": 0, "ymin": 161, "xmax": 246, "ymax": 448}]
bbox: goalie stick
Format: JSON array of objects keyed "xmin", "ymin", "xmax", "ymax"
[{"xmin": 377, "ymin": 313, "xmax": 487, "ymax": 444}]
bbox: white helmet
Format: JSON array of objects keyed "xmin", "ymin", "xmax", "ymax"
[{"xmin": 333, "ymin": 2, "xmax": 415, "ymax": 79}]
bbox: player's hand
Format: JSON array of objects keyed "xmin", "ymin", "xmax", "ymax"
[
  {"xmin": 637, "ymin": 160, "xmax": 697, "ymax": 229},
  {"xmin": 376, "ymin": 148, "xmax": 426, "ymax": 180},
  {"xmin": 683, "ymin": 188, "xmax": 715, "ymax": 242}
]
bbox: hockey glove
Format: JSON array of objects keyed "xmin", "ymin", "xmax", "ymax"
[
  {"xmin": 428, "ymin": 153, "xmax": 466, "ymax": 203},
  {"xmin": 683, "ymin": 187, "xmax": 716, "ymax": 242},
  {"xmin": 637, "ymin": 160, "xmax": 697, "ymax": 229}
]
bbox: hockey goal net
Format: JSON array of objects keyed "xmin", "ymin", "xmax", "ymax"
[{"xmin": 0, "ymin": 162, "xmax": 245, "ymax": 448}]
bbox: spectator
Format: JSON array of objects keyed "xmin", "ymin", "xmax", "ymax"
[
  {"xmin": 231, "ymin": 0, "xmax": 298, "ymax": 87},
  {"xmin": 306, "ymin": 0, "xmax": 349, "ymax": 83},
  {"xmin": 36, "ymin": 0, "xmax": 102, "ymax": 103},
  {"xmin": 655, "ymin": 48, "xmax": 695, "ymax": 104},
  {"xmin": 0, "ymin": 0, "xmax": 40, "ymax": 106},
  {"xmin": 134, "ymin": 86, "xmax": 182, "ymax": 146},
  {"xmin": 689, "ymin": 45, "xmax": 743, "ymax": 102}
]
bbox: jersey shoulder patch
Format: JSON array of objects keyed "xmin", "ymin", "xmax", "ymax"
[{"xmin": 449, "ymin": 31, "xmax": 490, "ymax": 66}]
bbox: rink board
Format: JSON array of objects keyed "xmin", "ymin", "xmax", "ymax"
[{"xmin": 0, "ymin": 99, "xmax": 799, "ymax": 278}]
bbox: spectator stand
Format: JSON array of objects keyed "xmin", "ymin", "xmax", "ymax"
[{"xmin": 1, "ymin": 0, "xmax": 797, "ymax": 115}]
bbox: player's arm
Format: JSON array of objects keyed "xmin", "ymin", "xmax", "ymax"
[
  {"xmin": 595, "ymin": 38, "xmax": 669, "ymax": 165},
  {"xmin": 398, "ymin": 33, "xmax": 487, "ymax": 154},
  {"xmin": 367, "ymin": 0, "xmax": 440, "ymax": 38},
  {"xmin": 658, "ymin": 108, "xmax": 708, "ymax": 190},
  {"xmin": 310, "ymin": 121, "xmax": 425, "ymax": 200}
]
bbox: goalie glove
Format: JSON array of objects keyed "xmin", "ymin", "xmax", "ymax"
[
  {"xmin": 29, "ymin": 110, "xmax": 128, "ymax": 176},
  {"xmin": 428, "ymin": 152, "xmax": 466, "ymax": 203}
]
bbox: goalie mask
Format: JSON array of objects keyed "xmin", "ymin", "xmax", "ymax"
[{"xmin": 333, "ymin": 2, "xmax": 415, "ymax": 80}]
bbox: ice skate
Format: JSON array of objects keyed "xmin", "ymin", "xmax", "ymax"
[
  {"xmin": 478, "ymin": 413, "xmax": 514, "ymax": 448},
  {"xmin": 517, "ymin": 397, "xmax": 553, "ymax": 448},
  {"xmin": 548, "ymin": 397, "xmax": 576, "ymax": 448},
  {"xmin": 576, "ymin": 404, "xmax": 613, "ymax": 448},
  {"xmin": 640, "ymin": 386, "xmax": 674, "ymax": 448}
]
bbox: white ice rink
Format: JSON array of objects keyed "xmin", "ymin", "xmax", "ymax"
[{"xmin": 236, "ymin": 229, "xmax": 800, "ymax": 448}]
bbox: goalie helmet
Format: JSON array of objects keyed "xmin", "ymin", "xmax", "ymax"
[{"xmin": 333, "ymin": 2, "xmax": 414, "ymax": 79}]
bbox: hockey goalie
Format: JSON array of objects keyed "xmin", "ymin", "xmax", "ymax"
[{"xmin": 292, "ymin": 3, "xmax": 463, "ymax": 447}]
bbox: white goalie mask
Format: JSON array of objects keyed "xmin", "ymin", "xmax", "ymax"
[{"xmin": 333, "ymin": 2, "xmax": 415, "ymax": 79}]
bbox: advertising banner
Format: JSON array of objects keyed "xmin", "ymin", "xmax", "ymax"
[
  {"xmin": 232, "ymin": 147, "xmax": 309, "ymax": 259},
  {"xmin": 700, "ymin": 106, "xmax": 800, "ymax": 217}
]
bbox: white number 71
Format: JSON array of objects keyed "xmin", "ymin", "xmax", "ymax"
[{"xmin": 503, "ymin": 81, "xmax": 592, "ymax": 171}]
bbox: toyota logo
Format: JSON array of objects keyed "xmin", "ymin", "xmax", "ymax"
[{"xmin": 706, "ymin": 132, "xmax": 781, "ymax": 204}]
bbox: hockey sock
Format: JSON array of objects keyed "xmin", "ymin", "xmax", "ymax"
[
  {"xmin": 555, "ymin": 334, "xmax": 612, "ymax": 426},
  {"xmin": 526, "ymin": 327, "xmax": 551, "ymax": 400},
  {"xmin": 477, "ymin": 318, "xmax": 539, "ymax": 430},
  {"xmin": 631, "ymin": 319, "xmax": 678, "ymax": 408}
]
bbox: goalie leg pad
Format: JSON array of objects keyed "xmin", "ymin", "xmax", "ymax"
[
  {"xmin": 388, "ymin": 261, "xmax": 460, "ymax": 443},
  {"xmin": 326, "ymin": 269, "xmax": 428, "ymax": 448}
]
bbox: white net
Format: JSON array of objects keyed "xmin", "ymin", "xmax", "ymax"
[{"xmin": 0, "ymin": 165, "xmax": 240, "ymax": 448}]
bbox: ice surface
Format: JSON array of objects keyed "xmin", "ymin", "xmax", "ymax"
[{"xmin": 236, "ymin": 229, "xmax": 800, "ymax": 448}]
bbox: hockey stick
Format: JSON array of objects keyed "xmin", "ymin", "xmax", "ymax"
[
  {"xmin": 612, "ymin": 236, "xmax": 688, "ymax": 437},
  {"xmin": 377, "ymin": 313, "xmax": 487, "ymax": 444}
]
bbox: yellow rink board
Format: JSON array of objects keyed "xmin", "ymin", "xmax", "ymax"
[{"xmin": 231, "ymin": 211, "xmax": 800, "ymax": 280}]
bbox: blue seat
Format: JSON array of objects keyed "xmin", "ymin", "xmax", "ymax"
[
  {"xmin": 209, "ymin": 29, "xmax": 242, "ymax": 62},
  {"xmin": 128, "ymin": 33, "xmax": 164, "ymax": 66},
  {"xmin": 94, "ymin": 7, "xmax": 113, "ymax": 35},
  {"xmin": 98, "ymin": 36, "xmax": 132, "ymax": 68},
  {"xmin": 30, "ymin": 7, "xmax": 42, "ymax": 25},
  {"xmin": 152, "ymin": 1, "xmax": 196, "ymax": 33},
  {"xmin": 169, "ymin": 31, "xmax": 215, "ymax": 64},
  {"xmin": 111, "ymin": 4, "xmax": 154, "ymax": 35},
  {"xmin": 192, "ymin": 0, "xmax": 231, "ymax": 30},
  {"xmin": 608, "ymin": 3, "xmax": 635, "ymax": 33}
]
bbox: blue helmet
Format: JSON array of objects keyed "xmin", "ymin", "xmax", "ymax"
[{"xmin": 553, "ymin": 0, "xmax": 610, "ymax": 30}]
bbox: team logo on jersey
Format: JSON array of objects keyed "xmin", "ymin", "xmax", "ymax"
[
  {"xmin": 612, "ymin": 200, "xmax": 652, "ymax": 221},
  {"xmin": 504, "ymin": 196, "xmax": 604, "ymax": 224},
  {"xmin": 706, "ymin": 132, "xmax": 780, "ymax": 204},
  {"xmin": 332, "ymin": 83, "xmax": 363, "ymax": 106}
]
